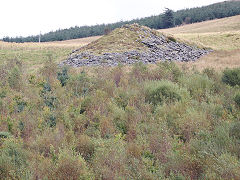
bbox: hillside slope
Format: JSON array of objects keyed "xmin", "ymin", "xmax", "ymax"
[
  {"xmin": 160, "ymin": 15, "xmax": 240, "ymax": 34},
  {"xmin": 158, "ymin": 15, "xmax": 240, "ymax": 70},
  {"xmin": 160, "ymin": 15, "xmax": 240, "ymax": 51}
]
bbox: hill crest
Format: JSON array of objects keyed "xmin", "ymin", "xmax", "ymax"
[{"xmin": 62, "ymin": 24, "xmax": 210, "ymax": 67}]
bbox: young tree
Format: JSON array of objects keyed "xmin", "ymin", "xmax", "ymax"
[{"xmin": 162, "ymin": 8, "xmax": 174, "ymax": 28}]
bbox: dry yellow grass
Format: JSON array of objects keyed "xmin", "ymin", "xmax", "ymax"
[
  {"xmin": 0, "ymin": 36, "xmax": 101, "ymax": 72},
  {"xmin": 42, "ymin": 36, "xmax": 101, "ymax": 47},
  {"xmin": 159, "ymin": 15, "xmax": 240, "ymax": 71},
  {"xmin": 0, "ymin": 36, "xmax": 101, "ymax": 73},
  {"xmin": 160, "ymin": 15, "xmax": 240, "ymax": 34},
  {"xmin": 176, "ymin": 50, "xmax": 240, "ymax": 72},
  {"xmin": 0, "ymin": 35, "xmax": 99, "ymax": 49}
]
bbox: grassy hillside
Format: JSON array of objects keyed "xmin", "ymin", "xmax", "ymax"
[
  {"xmin": 0, "ymin": 37, "xmax": 99, "ymax": 72},
  {"xmin": 161, "ymin": 15, "xmax": 240, "ymax": 34},
  {"xmin": 160, "ymin": 15, "xmax": 240, "ymax": 50},
  {"xmin": 158, "ymin": 15, "xmax": 240, "ymax": 71}
]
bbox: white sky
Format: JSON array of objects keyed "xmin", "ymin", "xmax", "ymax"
[{"xmin": 0, "ymin": 0, "xmax": 223, "ymax": 38}]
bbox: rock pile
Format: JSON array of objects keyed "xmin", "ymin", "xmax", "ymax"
[{"xmin": 61, "ymin": 24, "xmax": 211, "ymax": 67}]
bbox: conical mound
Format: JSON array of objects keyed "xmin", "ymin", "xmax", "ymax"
[{"xmin": 62, "ymin": 24, "xmax": 210, "ymax": 67}]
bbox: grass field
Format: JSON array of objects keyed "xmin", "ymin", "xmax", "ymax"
[
  {"xmin": 0, "ymin": 36, "xmax": 99, "ymax": 73},
  {"xmin": 160, "ymin": 15, "xmax": 240, "ymax": 34},
  {"xmin": 159, "ymin": 15, "xmax": 240, "ymax": 71}
]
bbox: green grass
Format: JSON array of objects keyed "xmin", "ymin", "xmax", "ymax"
[
  {"xmin": 0, "ymin": 41, "xmax": 83, "ymax": 73},
  {"xmin": 0, "ymin": 46, "xmax": 71, "ymax": 73}
]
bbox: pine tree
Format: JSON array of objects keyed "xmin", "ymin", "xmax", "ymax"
[{"xmin": 162, "ymin": 8, "xmax": 174, "ymax": 28}]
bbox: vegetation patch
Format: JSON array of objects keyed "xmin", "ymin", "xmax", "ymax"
[
  {"xmin": 144, "ymin": 80, "xmax": 188, "ymax": 106},
  {"xmin": 222, "ymin": 68, "xmax": 240, "ymax": 86}
]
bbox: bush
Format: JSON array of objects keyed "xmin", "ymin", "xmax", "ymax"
[
  {"xmin": 40, "ymin": 82, "xmax": 58, "ymax": 110},
  {"xmin": 230, "ymin": 122, "xmax": 240, "ymax": 140},
  {"xmin": 67, "ymin": 71, "xmax": 93, "ymax": 97},
  {"xmin": 57, "ymin": 66, "xmax": 69, "ymax": 87},
  {"xmin": 75, "ymin": 135, "xmax": 95, "ymax": 161},
  {"xmin": 110, "ymin": 104, "xmax": 127, "ymax": 134},
  {"xmin": 8, "ymin": 66, "xmax": 22, "ymax": 90},
  {"xmin": 0, "ymin": 132, "xmax": 12, "ymax": 139},
  {"xmin": 54, "ymin": 148, "xmax": 93, "ymax": 179},
  {"xmin": 114, "ymin": 88, "xmax": 129, "ymax": 109},
  {"xmin": 144, "ymin": 80, "xmax": 189, "ymax": 106},
  {"xmin": 146, "ymin": 61, "xmax": 183, "ymax": 82},
  {"xmin": 0, "ymin": 139, "xmax": 29, "ymax": 179},
  {"xmin": 167, "ymin": 35, "xmax": 177, "ymax": 42},
  {"xmin": 130, "ymin": 62, "xmax": 149, "ymax": 82},
  {"xmin": 93, "ymin": 139, "xmax": 127, "ymax": 179},
  {"xmin": 222, "ymin": 68, "xmax": 240, "ymax": 86},
  {"xmin": 234, "ymin": 92, "xmax": 240, "ymax": 107},
  {"xmin": 179, "ymin": 73, "xmax": 214, "ymax": 100}
]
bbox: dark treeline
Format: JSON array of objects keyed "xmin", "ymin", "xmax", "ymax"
[{"xmin": 3, "ymin": 1, "xmax": 240, "ymax": 43}]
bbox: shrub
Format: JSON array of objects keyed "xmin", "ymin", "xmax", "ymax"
[
  {"xmin": 47, "ymin": 114, "xmax": 56, "ymax": 128},
  {"xmin": 8, "ymin": 66, "xmax": 22, "ymax": 90},
  {"xmin": 0, "ymin": 139, "xmax": 29, "ymax": 179},
  {"xmin": 114, "ymin": 88, "xmax": 129, "ymax": 109},
  {"xmin": 67, "ymin": 71, "xmax": 93, "ymax": 97},
  {"xmin": 144, "ymin": 80, "xmax": 188, "ymax": 106},
  {"xmin": 157, "ymin": 61, "xmax": 182, "ymax": 82},
  {"xmin": 179, "ymin": 73, "xmax": 214, "ymax": 100},
  {"xmin": 230, "ymin": 122, "xmax": 240, "ymax": 140},
  {"xmin": 130, "ymin": 62, "xmax": 149, "ymax": 82},
  {"xmin": 203, "ymin": 68, "xmax": 217, "ymax": 80},
  {"xmin": 234, "ymin": 92, "xmax": 240, "ymax": 107},
  {"xmin": 75, "ymin": 135, "xmax": 95, "ymax": 161},
  {"xmin": 167, "ymin": 35, "xmax": 177, "ymax": 42},
  {"xmin": 13, "ymin": 96, "xmax": 27, "ymax": 113},
  {"xmin": 80, "ymin": 96, "xmax": 92, "ymax": 114},
  {"xmin": 40, "ymin": 82, "xmax": 58, "ymax": 110},
  {"xmin": 57, "ymin": 66, "xmax": 69, "ymax": 87},
  {"xmin": 222, "ymin": 68, "xmax": 240, "ymax": 86},
  {"xmin": 110, "ymin": 104, "xmax": 127, "ymax": 134},
  {"xmin": 93, "ymin": 139, "xmax": 127, "ymax": 179},
  {"xmin": 54, "ymin": 148, "xmax": 93, "ymax": 179},
  {"xmin": 0, "ymin": 131, "xmax": 12, "ymax": 139}
]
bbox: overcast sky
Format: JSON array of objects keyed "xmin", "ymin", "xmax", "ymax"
[{"xmin": 0, "ymin": 0, "xmax": 223, "ymax": 38}]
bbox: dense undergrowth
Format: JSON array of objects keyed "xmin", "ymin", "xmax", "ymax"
[{"xmin": 0, "ymin": 59, "xmax": 240, "ymax": 179}]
